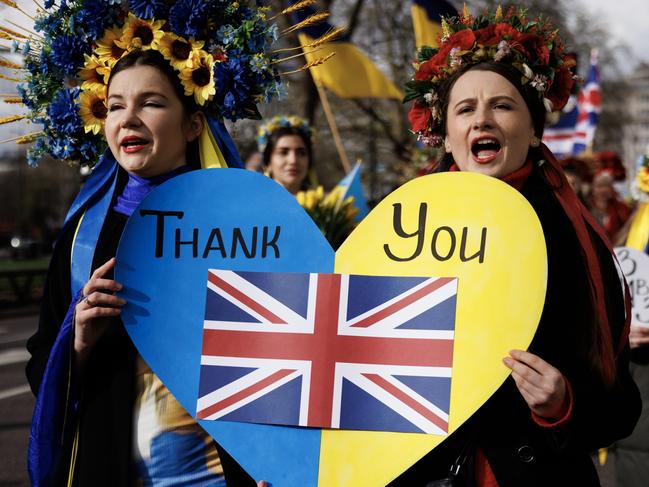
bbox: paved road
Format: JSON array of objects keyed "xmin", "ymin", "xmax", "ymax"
[{"xmin": 0, "ymin": 314, "xmax": 36, "ymax": 487}]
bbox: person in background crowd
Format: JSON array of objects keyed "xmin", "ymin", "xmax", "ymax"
[
  {"xmin": 257, "ymin": 115, "xmax": 315, "ymax": 195},
  {"xmin": 589, "ymin": 169, "xmax": 632, "ymax": 244},
  {"xmin": 400, "ymin": 6, "xmax": 640, "ymax": 485},
  {"xmin": 560, "ymin": 156, "xmax": 592, "ymax": 205}
]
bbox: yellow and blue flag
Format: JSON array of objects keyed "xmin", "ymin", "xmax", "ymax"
[
  {"xmin": 337, "ymin": 162, "xmax": 369, "ymax": 221},
  {"xmin": 411, "ymin": 0, "xmax": 458, "ymax": 49},
  {"xmin": 292, "ymin": 4, "xmax": 402, "ymax": 99}
]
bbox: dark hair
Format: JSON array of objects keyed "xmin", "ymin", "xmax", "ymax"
[
  {"xmin": 262, "ymin": 126, "xmax": 313, "ymax": 190},
  {"xmin": 107, "ymin": 50, "xmax": 201, "ymax": 167},
  {"xmin": 437, "ymin": 62, "xmax": 547, "ymax": 171}
]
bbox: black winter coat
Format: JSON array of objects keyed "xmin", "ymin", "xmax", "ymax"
[
  {"xmin": 391, "ymin": 166, "xmax": 641, "ymax": 486},
  {"xmin": 26, "ymin": 186, "xmax": 254, "ymax": 486}
]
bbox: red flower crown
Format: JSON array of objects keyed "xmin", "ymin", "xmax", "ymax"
[{"xmin": 405, "ymin": 5, "xmax": 575, "ymax": 147}]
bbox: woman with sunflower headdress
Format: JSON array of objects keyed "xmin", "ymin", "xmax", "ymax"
[
  {"xmin": 2, "ymin": 0, "xmax": 285, "ymax": 484},
  {"xmin": 257, "ymin": 115, "xmax": 315, "ymax": 195},
  {"xmin": 256, "ymin": 115, "xmax": 359, "ymax": 249},
  {"xmin": 397, "ymin": 5, "xmax": 640, "ymax": 485}
]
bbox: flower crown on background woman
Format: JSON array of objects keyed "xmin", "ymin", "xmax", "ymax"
[
  {"xmin": 256, "ymin": 114, "xmax": 315, "ymax": 153},
  {"xmin": 0, "ymin": 0, "xmax": 337, "ymax": 166},
  {"xmin": 405, "ymin": 5, "xmax": 576, "ymax": 147}
]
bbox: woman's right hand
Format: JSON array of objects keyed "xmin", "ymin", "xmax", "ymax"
[
  {"xmin": 74, "ymin": 258, "xmax": 125, "ymax": 364},
  {"xmin": 629, "ymin": 325, "xmax": 649, "ymax": 350}
]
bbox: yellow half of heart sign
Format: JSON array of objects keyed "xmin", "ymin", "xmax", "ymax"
[{"xmin": 322, "ymin": 172, "xmax": 547, "ymax": 485}]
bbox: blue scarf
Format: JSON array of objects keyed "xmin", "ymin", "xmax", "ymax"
[{"xmin": 29, "ymin": 163, "xmax": 194, "ymax": 486}]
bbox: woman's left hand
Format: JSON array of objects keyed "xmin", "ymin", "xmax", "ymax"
[{"xmin": 503, "ymin": 350, "xmax": 569, "ymax": 421}]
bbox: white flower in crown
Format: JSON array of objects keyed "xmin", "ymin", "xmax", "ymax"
[
  {"xmin": 449, "ymin": 47, "xmax": 463, "ymax": 69},
  {"xmin": 494, "ymin": 40, "xmax": 511, "ymax": 62},
  {"xmin": 423, "ymin": 90, "xmax": 438, "ymax": 106},
  {"xmin": 418, "ymin": 133, "xmax": 443, "ymax": 147},
  {"xmin": 530, "ymin": 74, "xmax": 548, "ymax": 92}
]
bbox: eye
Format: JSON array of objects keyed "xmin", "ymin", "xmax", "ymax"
[
  {"xmin": 494, "ymin": 103, "xmax": 511, "ymax": 110},
  {"xmin": 457, "ymin": 106, "xmax": 474, "ymax": 114},
  {"xmin": 107, "ymin": 104, "xmax": 123, "ymax": 112},
  {"xmin": 144, "ymin": 101, "xmax": 164, "ymax": 108}
]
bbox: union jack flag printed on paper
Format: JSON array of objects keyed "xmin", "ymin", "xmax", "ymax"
[{"xmin": 196, "ymin": 269, "xmax": 458, "ymax": 434}]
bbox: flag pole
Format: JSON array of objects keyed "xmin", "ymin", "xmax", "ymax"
[{"xmin": 314, "ymin": 80, "xmax": 352, "ymax": 173}]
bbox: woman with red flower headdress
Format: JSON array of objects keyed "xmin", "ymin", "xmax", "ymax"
[{"xmin": 398, "ymin": 5, "xmax": 640, "ymax": 486}]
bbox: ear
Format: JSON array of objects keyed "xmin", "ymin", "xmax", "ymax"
[
  {"xmin": 185, "ymin": 112, "xmax": 204, "ymax": 143},
  {"xmin": 444, "ymin": 137, "xmax": 452, "ymax": 154},
  {"xmin": 530, "ymin": 135, "xmax": 540, "ymax": 148}
]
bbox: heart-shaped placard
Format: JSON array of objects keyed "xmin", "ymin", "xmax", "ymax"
[{"xmin": 116, "ymin": 169, "xmax": 546, "ymax": 486}]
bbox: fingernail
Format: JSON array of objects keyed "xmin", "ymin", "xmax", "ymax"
[{"xmin": 503, "ymin": 357, "xmax": 512, "ymax": 367}]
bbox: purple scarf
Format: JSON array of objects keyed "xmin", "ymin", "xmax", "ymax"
[{"xmin": 113, "ymin": 165, "xmax": 193, "ymax": 216}]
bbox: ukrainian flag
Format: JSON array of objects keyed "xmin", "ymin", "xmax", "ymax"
[
  {"xmin": 293, "ymin": 5, "xmax": 402, "ymax": 99},
  {"xmin": 411, "ymin": 0, "xmax": 458, "ymax": 48},
  {"xmin": 336, "ymin": 162, "xmax": 369, "ymax": 221}
]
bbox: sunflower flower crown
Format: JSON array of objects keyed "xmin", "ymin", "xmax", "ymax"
[
  {"xmin": 256, "ymin": 114, "xmax": 314, "ymax": 153},
  {"xmin": 0, "ymin": 0, "xmax": 337, "ymax": 167},
  {"xmin": 405, "ymin": 5, "xmax": 576, "ymax": 147}
]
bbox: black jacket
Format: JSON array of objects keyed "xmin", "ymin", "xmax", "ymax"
[
  {"xmin": 391, "ymin": 166, "xmax": 641, "ymax": 486},
  {"xmin": 26, "ymin": 198, "xmax": 254, "ymax": 486}
]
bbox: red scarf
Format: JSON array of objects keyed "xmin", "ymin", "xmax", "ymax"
[{"xmin": 538, "ymin": 146, "xmax": 629, "ymax": 384}]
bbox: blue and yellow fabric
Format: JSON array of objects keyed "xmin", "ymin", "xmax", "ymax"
[
  {"xmin": 291, "ymin": 2, "xmax": 403, "ymax": 99},
  {"xmin": 28, "ymin": 118, "xmax": 241, "ymax": 486},
  {"xmin": 411, "ymin": 0, "xmax": 458, "ymax": 49},
  {"xmin": 133, "ymin": 357, "xmax": 225, "ymax": 485}
]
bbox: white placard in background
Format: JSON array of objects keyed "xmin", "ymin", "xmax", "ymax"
[{"xmin": 614, "ymin": 247, "xmax": 649, "ymax": 329}]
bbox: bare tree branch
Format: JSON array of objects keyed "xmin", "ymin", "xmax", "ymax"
[{"xmin": 352, "ymin": 99, "xmax": 410, "ymax": 160}]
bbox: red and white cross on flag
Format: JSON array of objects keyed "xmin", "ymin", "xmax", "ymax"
[{"xmin": 196, "ymin": 270, "xmax": 458, "ymax": 434}]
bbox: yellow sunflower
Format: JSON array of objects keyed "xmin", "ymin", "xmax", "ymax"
[
  {"xmin": 179, "ymin": 50, "xmax": 216, "ymax": 105},
  {"xmin": 78, "ymin": 90, "xmax": 108, "ymax": 135},
  {"xmin": 115, "ymin": 14, "xmax": 165, "ymax": 52},
  {"xmin": 78, "ymin": 54, "xmax": 109, "ymax": 97},
  {"xmin": 95, "ymin": 26, "xmax": 128, "ymax": 68},
  {"xmin": 158, "ymin": 32, "xmax": 205, "ymax": 71}
]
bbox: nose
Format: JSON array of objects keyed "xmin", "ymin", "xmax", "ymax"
[
  {"xmin": 119, "ymin": 106, "xmax": 142, "ymax": 129},
  {"xmin": 286, "ymin": 150, "xmax": 298, "ymax": 165},
  {"xmin": 472, "ymin": 106, "xmax": 494, "ymax": 131}
]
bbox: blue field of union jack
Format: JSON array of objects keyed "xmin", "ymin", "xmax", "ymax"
[{"xmin": 196, "ymin": 269, "xmax": 458, "ymax": 434}]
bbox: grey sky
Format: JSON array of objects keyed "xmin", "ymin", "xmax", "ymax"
[{"xmin": 578, "ymin": 0, "xmax": 649, "ymax": 71}]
